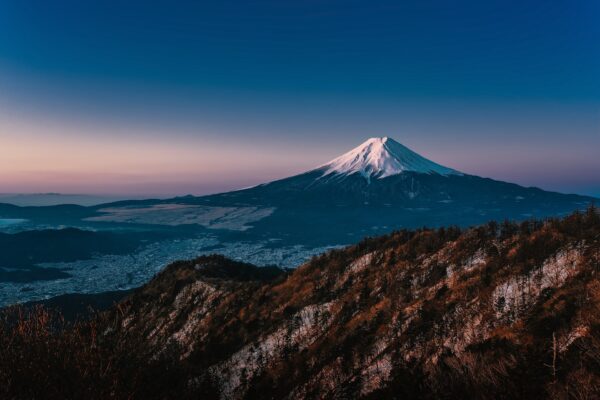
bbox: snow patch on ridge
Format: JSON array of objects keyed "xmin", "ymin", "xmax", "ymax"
[{"xmin": 318, "ymin": 137, "xmax": 459, "ymax": 182}]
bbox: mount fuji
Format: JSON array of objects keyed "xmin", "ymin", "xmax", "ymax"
[{"xmin": 162, "ymin": 136, "xmax": 593, "ymax": 244}]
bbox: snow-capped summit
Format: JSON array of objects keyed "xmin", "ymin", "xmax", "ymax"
[{"xmin": 318, "ymin": 137, "xmax": 459, "ymax": 181}]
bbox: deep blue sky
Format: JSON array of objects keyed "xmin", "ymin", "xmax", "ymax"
[{"xmin": 0, "ymin": 0, "xmax": 598, "ymax": 196}]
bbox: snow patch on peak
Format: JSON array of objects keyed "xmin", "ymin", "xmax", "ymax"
[{"xmin": 318, "ymin": 137, "xmax": 459, "ymax": 181}]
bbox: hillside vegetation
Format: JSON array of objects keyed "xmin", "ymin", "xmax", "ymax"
[{"xmin": 1, "ymin": 208, "xmax": 599, "ymax": 399}]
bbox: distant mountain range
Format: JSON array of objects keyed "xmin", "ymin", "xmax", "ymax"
[
  {"xmin": 0, "ymin": 193, "xmax": 134, "ymax": 207},
  {"xmin": 0, "ymin": 137, "xmax": 595, "ymax": 246}
]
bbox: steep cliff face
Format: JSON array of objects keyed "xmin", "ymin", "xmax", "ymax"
[{"xmin": 106, "ymin": 209, "xmax": 600, "ymax": 399}]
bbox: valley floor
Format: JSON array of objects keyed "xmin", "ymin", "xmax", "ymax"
[{"xmin": 0, "ymin": 234, "xmax": 335, "ymax": 307}]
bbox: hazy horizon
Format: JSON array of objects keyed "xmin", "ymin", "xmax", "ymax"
[{"xmin": 0, "ymin": 134, "xmax": 599, "ymax": 199}]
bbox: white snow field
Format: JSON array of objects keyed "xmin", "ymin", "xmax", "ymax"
[{"xmin": 318, "ymin": 137, "xmax": 460, "ymax": 181}]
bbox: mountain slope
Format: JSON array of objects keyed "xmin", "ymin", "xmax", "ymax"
[
  {"xmin": 99, "ymin": 208, "xmax": 600, "ymax": 399},
  {"xmin": 160, "ymin": 137, "xmax": 590, "ymax": 245}
]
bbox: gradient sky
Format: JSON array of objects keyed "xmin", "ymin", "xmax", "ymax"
[{"xmin": 0, "ymin": 0, "xmax": 598, "ymax": 197}]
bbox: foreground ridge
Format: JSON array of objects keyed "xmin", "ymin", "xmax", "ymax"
[{"xmin": 2, "ymin": 208, "xmax": 600, "ymax": 399}]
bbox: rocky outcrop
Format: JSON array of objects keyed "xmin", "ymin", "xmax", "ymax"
[{"xmin": 106, "ymin": 210, "xmax": 600, "ymax": 399}]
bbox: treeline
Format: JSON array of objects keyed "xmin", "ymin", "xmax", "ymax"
[{"xmin": 0, "ymin": 306, "xmax": 192, "ymax": 399}]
